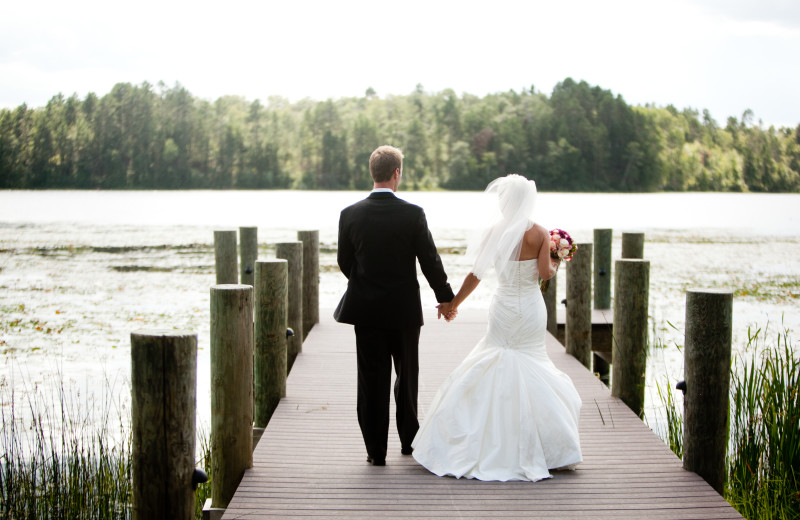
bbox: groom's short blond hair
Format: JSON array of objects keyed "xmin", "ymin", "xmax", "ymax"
[{"xmin": 369, "ymin": 145, "xmax": 403, "ymax": 183}]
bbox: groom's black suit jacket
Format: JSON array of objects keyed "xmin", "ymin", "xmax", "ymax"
[{"xmin": 335, "ymin": 192, "xmax": 454, "ymax": 328}]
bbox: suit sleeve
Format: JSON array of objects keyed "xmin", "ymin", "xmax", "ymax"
[
  {"xmin": 337, "ymin": 210, "xmax": 354, "ymax": 279},
  {"xmin": 414, "ymin": 209, "xmax": 454, "ymax": 303}
]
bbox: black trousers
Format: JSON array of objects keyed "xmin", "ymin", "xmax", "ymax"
[{"xmin": 354, "ymin": 324, "xmax": 421, "ymax": 460}]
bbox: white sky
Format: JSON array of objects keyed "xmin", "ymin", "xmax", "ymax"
[{"xmin": 2, "ymin": 0, "xmax": 799, "ymax": 128}]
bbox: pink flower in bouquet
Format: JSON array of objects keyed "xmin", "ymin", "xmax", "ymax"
[
  {"xmin": 541, "ymin": 228, "xmax": 577, "ymax": 291},
  {"xmin": 549, "ymin": 228, "xmax": 577, "ymax": 262}
]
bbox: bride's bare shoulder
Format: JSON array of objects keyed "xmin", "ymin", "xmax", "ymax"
[
  {"xmin": 531, "ymin": 222, "xmax": 548, "ymax": 235},
  {"xmin": 525, "ymin": 223, "xmax": 548, "ymax": 241},
  {"xmin": 522, "ymin": 223, "xmax": 547, "ymax": 253}
]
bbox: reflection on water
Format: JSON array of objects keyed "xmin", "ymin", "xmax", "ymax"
[{"xmin": 1, "ymin": 190, "xmax": 799, "ymax": 435}]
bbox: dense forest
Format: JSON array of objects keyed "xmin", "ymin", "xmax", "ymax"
[{"xmin": 1, "ymin": 79, "xmax": 798, "ymax": 192}]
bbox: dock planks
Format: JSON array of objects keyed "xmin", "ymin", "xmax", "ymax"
[{"xmin": 222, "ymin": 309, "xmax": 742, "ymax": 519}]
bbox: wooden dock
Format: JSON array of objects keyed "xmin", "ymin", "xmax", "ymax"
[{"xmin": 221, "ymin": 309, "xmax": 742, "ymax": 519}]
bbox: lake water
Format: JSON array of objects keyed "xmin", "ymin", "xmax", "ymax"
[{"xmin": 1, "ymin": 189, "xmax": 799, "ymax": 439}]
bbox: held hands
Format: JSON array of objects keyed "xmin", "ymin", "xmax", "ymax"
[{"xmin": 437, "ymin": 301, "xmax": 458, "ymax": 322}]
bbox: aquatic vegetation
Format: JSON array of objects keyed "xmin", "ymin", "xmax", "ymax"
[
  {"xmin": 733, "ymin": 279, "xmax": 800, "ymax": 303},
  {"xmin": 653, "ymin": 378, "xmax": 683, "ymax": 459},
  {"xmin": 0, "ymin": 376, "xmax": 212, "ymax": 520},
  {"xmin": 650, "ymin": 325, "xmax": 800, "ymax": 519},
  {"xmin": 0, "ymin": 376, "xmax": 133, "ymax": 519},
  {"xmin": 727, "ymin": 326, "xmax": 799, "ymax": 519}
]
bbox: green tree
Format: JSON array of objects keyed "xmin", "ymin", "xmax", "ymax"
[
  {"xmin": 1, "ymin": 79, "xmax": 797, "ymax": 193},
  {"xmin": 349, "ymin": 114, "xmax": 379, "ymax": 189}
]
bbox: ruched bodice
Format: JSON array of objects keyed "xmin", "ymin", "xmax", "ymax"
[
  {"xmin": 412, "ymin": 258, "xmax": 582, "ymax": 481},
  {"xmin": 496, "ymin": 258, "xmax": 540, "ymax": 290},
  {"xmin": 486, "ymin": 259, "xmax": 547, "ymax": 352}
]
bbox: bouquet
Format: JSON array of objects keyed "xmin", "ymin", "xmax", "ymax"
[
  {"xmin": 549, "ymin": 228, "xmax": 578, "ymax": 261},
  {"xmin": 540, "ymin": 229, "xmax": 577, "ymax": 291}
]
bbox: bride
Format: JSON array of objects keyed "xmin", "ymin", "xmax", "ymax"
[{"xmin": 411, "ymin": 174, "xmax": 583, "ymax": 482}]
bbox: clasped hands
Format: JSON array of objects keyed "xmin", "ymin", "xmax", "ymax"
[{"xmin": 437, "ymin": 301, "xmax": 458, "ymax": 322}]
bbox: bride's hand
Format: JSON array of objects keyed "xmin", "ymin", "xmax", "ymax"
[{"xmin": 437, "ymin": 302, "xmax": 457, "ymax": 321}]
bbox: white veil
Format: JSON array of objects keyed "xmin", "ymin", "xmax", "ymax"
[{"xmin": 467, "ymin": 174, "xmax": 538, "ymax": 280}]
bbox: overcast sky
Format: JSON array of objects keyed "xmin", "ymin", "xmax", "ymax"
[{"xmin": 2, "ymin": 0, "xmax": 798, "ymax": 128}]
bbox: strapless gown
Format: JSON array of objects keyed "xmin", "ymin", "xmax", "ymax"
[{"xmin": 412, "ymin": 259, "xmax": 583, "ymax": 481}]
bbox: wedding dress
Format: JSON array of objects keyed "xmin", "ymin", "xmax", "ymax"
[{"xmin": 411, "ymin": 258, "xmax": 583, "ymax": 481}]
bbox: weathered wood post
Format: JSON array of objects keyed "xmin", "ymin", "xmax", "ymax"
[
  {"xmin": 621, "ymin": 232, "xmax": 645, "ymax": 259},
  {"xmin": 254, "ymin": 259, "xmax": 288, "ymax": 428},
  {"xmin": 592, "ymin": 229, "xmax": 613, "ymax": 385},
  {"xmin": 239, "ymin": 226, "xmax": 258, "ymax": 287},
  {"xmin": 276, "ymin": 241, "xmax": 303, "ymax": 370},
  {"xmin": 593, "ymin": 229, "xmax": 612, "ymax": 309},
  {"xmin": 566, "ymin": 242, "xmax": 592, "ymax": 369},
  {"xmin": 210, "ymin": 284, "xmax": 253, "ymax": 509},
  {"xmin": 611, "ymin": 259, "xmax": 650, "ymax": 417},
  {"xmin": 131, "ymin": 330, "xmax": 197, "ymax": 520},
  {"xmin": 682, "ymin": 289, "xmax": 733, "ymax": 495},
  {"xmin": 542, "ymin": 274, "xmax": 557, "ymax": 336},
  {"xmin": 214, "ymin": 230, "xmax": 238, "ymax": 284},
  {"xmin": 298, "ymin": 230, "xmax": 319, "ymax": 337}
]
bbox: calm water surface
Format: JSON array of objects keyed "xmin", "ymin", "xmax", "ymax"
[{"xmin": 2, "ymin": 190, "xmax": 799, "ymax": 437}]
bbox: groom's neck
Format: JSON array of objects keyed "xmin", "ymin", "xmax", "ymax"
[{"xmin": 373, "ymin": 182, "xmax": 396, "ymax": 192}]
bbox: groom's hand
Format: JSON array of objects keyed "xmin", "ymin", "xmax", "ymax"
[
  {"xmin": 437, "ymin": 302, "xmax": 458, "ymax": 322},
  {"xmin": 437, "ymin": 302, "xmax": 449, "ymax": 320}
]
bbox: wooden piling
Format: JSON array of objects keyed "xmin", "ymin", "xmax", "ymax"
[
  {"xmin": 611, "ymin": 259, "xmax": 650, "ymax": 417},
  {"xmin": 131, "ymin": 330, "xmax": 197, "ymax": 520},
  {"xmin": 210, "ymin": 284, "xmax": 254, "ymax": 508},
  {"xmin": 239, "ymin": 226, "xmax": 258, "ymax": 287},
  {"xmin": 621, "ymin": 232, "xmax": 644, "ymax": 259},
  {"xmin": 254, "ymin": 260, "xmax": 288, "ymax": 427},
  {"xmin": 542, "ymin": 273, "xmax": 557, "ymax": 336},
  {"xmin": 276, "ymin": 241, "xmax": 304, "ymax": 369},
  {"xmin": 593, "ymin": 228, "xmax": 612, "ymax": 309},
  {"xmin": 298, "ymin": 230, "xmax": 319, "ymax": 337},
  {"xmin": 566, "ymin": 242, "xmax": 592, "ymax": 369},
  {"xmin": 214, "ymin": 230, "xmax": 238, "ymax": 284},
  {"xmin": 683, "ymin": 289, "xmax": 733, "ymax": 495}
]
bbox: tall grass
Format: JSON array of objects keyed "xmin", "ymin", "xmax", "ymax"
[
  {"xmin": 0, "ymin": 376, "xmax": 132, "ymax": 519},
  {"xmin": 0, "ymin": 375, "xmax": 212, "ymax": 520},
  {"xmin": 726, "ymin": 326, "xmax": 799, "ymax": 519},
  {"xmin": 654, "ymin": 378, "xmax": 683, "ymax": 459},
  {"xmin": 650, "ymin": 325, "xmax": 800, "ymax": 520},
  {"xmin": 193, "ymin": 426, "xmax": 213, "ymax": 519}
]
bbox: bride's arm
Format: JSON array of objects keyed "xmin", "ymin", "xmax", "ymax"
[{"xmin": 450, "ymin": 273, "xmax": 481, "ymax": 311}]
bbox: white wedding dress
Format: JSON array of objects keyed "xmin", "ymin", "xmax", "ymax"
[{"xmin": 412, "ymin": 258, "xmax": 583, "ymax": 481}]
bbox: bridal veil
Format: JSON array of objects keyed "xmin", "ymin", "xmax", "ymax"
[{"xmin": 467, "ymin": 174, "xmax": 538, "ymax": 280}]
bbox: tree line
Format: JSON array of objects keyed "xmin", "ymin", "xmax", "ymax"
[{"xmin": 1, "ymin": 79, "xmax": 798, "ymax": 192}]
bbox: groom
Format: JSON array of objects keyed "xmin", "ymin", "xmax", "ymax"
[{"xmin": 335, "ymin": 145, "xmax": 455, "ymax": 466}]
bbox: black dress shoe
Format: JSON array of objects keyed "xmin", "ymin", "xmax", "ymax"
[
  {"xmin": 366, "ymin": 456, "xmax": 386, "ymax": 466},
  {"xmin": 401, "ymin": 446, "xmax": 413, "ymax": 455}
]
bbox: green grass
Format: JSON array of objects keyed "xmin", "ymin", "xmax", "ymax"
[
  {"xmin": 732, "ymin": 279, "xmax": 800, "ymax": 302},
  {"xmin": 726, "ymin": 325, "xmax": 800, "ymax": 519},
  {"xmin": 650, "ymin": 324, "xmax": 800, "ymax": 519},
  {"xmin": 653, "ymin": 378, "xmax": 683, "ymax": 459},
  {"xmin": 0, "ymin": 377, "xmax": 132, "ymax": 519},
  {"xmin": 0, "ymin": 376, "xmax": 212, "ymax": 520},
  {"xmin": 193, "ymin": 427, "xmax": 213, "ymax": 519}
]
